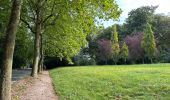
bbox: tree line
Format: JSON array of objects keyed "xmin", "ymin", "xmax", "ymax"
[{"xmin": 74, "ymin": 6, "xmax": 170, "ymax": 65}]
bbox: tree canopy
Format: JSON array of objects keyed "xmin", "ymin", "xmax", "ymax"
[{"xmin": 126, "ymin": 6, "xmax": 157, "ymax": 34}]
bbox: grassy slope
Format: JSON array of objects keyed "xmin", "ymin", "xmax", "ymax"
[{"xmin": 50, "ymin": 64, "xmax": 170, "ymax": 100}]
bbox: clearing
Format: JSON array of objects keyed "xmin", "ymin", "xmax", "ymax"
[{"xmin": 50, "ymin": 64, "xmax": 170, "ymax": 100}]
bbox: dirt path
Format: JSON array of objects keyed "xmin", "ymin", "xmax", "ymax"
[{"xmin": 12, "ymin": 71, "xmax": 58, "ymax": 100}]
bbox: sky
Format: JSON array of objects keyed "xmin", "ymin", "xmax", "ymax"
[{"xmin": 102, "ymin": 0, "xmax": 170, "ymax": 27}]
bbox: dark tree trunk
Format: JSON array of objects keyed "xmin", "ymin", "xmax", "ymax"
[
  {"xmin": 31, "ymin": 0, "xmax": 43, "ymax": 77},
  {"xmin": 0, "ymin": 0, "xmax": 22, "ymax": 99},
  {"xmin": 150, "ymin": 58, "xmax": 153, "ymax": 64},
  {"xmin": 105, "ymin": 60, "xmax": 108, "ymax": 65}
]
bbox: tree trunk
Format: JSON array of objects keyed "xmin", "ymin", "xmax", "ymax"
[
  {"xmin": 31, "ymin": 0, "xmax": 43, "ymax": 77},
  {"xmin": 125, "ymin": 59, "xmax": 126, "ymax": 64},
  {"xmin": 150, "ymin": 58, "xmax": 153, "ymax": 64},
  {"xmin": 142, "ymin": 58, "xmax": 145, "ymax": 64},
  {"xmin": 0, "ymin": 0, "xmax": 22, "ymax": 100},
  {"xmin": 38, "ymin": 34, "xmax": 43, "ymax": 73},
  {"xmin": 31, "ymin": 24, "xmax": 41, "ymax": 77},
  {"xmin": 105, "ymin": 60, "xmax": 107, "ymax": 65}
]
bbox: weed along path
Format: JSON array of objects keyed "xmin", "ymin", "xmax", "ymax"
[{"xmin": 12, "ymin": 71, "xmax": 58, "ymax": 100}]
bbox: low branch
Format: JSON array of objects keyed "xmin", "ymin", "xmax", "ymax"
[
  {"xmin": 44, "ymin": 14, "xmax": 59, "ymax": 27},
  {"xmin": 20, "ymin": 18, "xmax": 35, "ymax": 34},
  {"xmin": 42, "ymin": 14, "xmax": 53, "ymax": 24}
]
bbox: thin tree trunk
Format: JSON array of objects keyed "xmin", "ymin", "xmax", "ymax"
[
  {"xmin": 150, "ymin": 58, "xmax": 153, "ymax": 64},
  {"xmin": 0, "ymin": 0, "xmax": 21, "ymax": 100},
  {"xmin": 105, "ymin": 60, "xmax": 107, "ymax": 65},
  {"xmin": 38, "ymin": 34, "xmax": 43, "ymax": 73},
  {"xmin": 142, "ymin": 58, "xmax": 145, "ymax": 64},
  {"xmin": 31, "ymin": 0, "xmax": 43, "ymax": 77},
  {"xmin": 31, "ymin": 23, "xmax": 41, "ymax": 77}
]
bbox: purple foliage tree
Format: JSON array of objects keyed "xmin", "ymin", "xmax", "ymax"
[
  {"xmin": 96, "ymin": 39, "xmax": 113, "ymax": 64},
  {"xmin": 125, "ymin": 32, "xmax": 144, "ymax": 62}
]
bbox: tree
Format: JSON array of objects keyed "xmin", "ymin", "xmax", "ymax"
[
  {"xmin": 0, "ymin": 0, "xmax": 22, "ymax": 100},
  {"xmin": 141, "ymin": 23, "xmax": 157, "ymax": 63},
  {"xmin": 22, "ymin": 0, "xmax": 122, "ymax": 77},
  {"xmin": 111, "ymin": 25, "xmax": 120, "ymax": 64},
  {"xmin": 152, "ymin": 14, "xmax": 170, "ymax": 63},
  {"xmin": 153, "ymin": 14, "xmax": 170, "ymax": 48},
  {"xmin": 126, "ymin": 6, "xmax": 157, "ymax": 34},
  {"xmin": 125, "ymin": 32, "xmax": 144, "ymax": 63},
  {"xmin": 96, "ymin": 39, "xmax": 112, "ymax": 64},
  {"xmin": 121, "ymin": 42, "xmax": 129, "ymax": 63}
]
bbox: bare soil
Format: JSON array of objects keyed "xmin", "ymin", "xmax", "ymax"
[{"xmin": 12, "ymin": 71, "xmax": 58, "ymax": 100}]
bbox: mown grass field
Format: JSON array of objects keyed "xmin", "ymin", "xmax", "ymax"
[{"xmin": 50, "ymin": 64, "xmax": 170, "ymax": 100}]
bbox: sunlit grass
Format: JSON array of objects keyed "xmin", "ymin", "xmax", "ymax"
[{"xmin": 50, "ymin": 64, "xmax": 170, "ymax": 100}]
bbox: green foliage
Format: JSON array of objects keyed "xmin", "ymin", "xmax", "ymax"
[
  {"xmin": 50, "ymin": 64, "xmax": 170, "ymax": 100},
  {"xmin": 0, "ymin": 0, "xmax": 10, "ymax": 34},
  {"xmin": 13, "ymin": 23, "xmax": 33, "ymax": 68},
  {"xmin": 112, "ymin": 25, "xmax": 120, "ymax": 64},
  {"xmin": 126, "ymin": 6, "xmax": 157, "ymax": 34},
  {"xmin": 152, "ymin": 14, "xmax": 170, "ymax": 48},
  {"xmin": 141, "ymin": 23, "xmax": 157, "ymax": 62},
  {"xmin": 74, "ymin": 48, "xmax": 95, "ymax": 66},
  {"xmin": 22, "ymin": 0, "xmax": 122, "ymax": 62},
  {"xmin": 121, "ymin": 42, "xmax": 129, "ymax": 62},
  {"xmin": 74, "ymin": 55, "xmax": 96, "ymax": 66},
  {"xmin": 158, "ymin": 49, "xmax": 170, "ymax": 63}
]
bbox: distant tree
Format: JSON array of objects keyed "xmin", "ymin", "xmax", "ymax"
[
  {"xmin": 97, "ymin": 26, "xmax": 113, "ymax": 40},
  {"xmin": 111, "ymin": 25, "xmax": 120, "ymax": 64},
  {"xmin": 86, "ymin": 34, "xmax": 98, "ymax": 60},
  {"xmin": 96, "ymin": 39, "xmax": 112, "ymax": 64},
  {"xmin": 74, "ymin": 48, "xmax": 95, "ymax": 66},
  {"xmin": 97, "ymin": 24, "xmax": 126, "ymax": 42},
  {"xmin": 121, "ymin": 42, "xmax": 129, "ymax": 63},
  {"xmin": 126, "ymin": 6, "xmax": 158, "ymax": 34},
  {"xmin": 152, "ymin": 14, "xmax": 170, "ymax": 63},
  {"xmin": 125, "ymin": 32, "xmax": 144, "ymax": 63},
  {"xmin": 152, "ymin": 14, "xmax": 170, "ymax": 48},
  {"xmin": 141, "ymin": 23, "xmax": 157, "ymax": 63}
]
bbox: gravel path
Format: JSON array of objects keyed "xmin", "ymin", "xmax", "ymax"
[{"xmin": 12, "ymin": 71, "xmax": 58, "ymax": 100}]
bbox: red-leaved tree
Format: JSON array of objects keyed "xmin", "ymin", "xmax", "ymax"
[
  {"xmin": 96, "ymin": 39, "xmax": 113, "ymax": 64},
  {"xmin": 125, "ymin": 32, "xmax": 144, "ymax": 63}
]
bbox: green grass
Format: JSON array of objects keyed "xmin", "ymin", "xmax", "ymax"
[{"xmin": 50, "ymin": 64, "xmax": 170, "ymax": 100}]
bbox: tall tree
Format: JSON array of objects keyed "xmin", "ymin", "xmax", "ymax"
[
  {"xmin": 141, "ymin": 23, "xmax": 156, "ymax": 63},
  {"xmin": 153, "ymin": 14, "xmax": 170, "ymax": 48},
  {"xmin": 96, "ymin": 39, "xmax": 112, "ymax": 64},
  {"xmin": 111, "ymin": 25, "xmax": 120, "ymax": 64},
  {"xmin": 0, "ymin": 0, "xmax": 22, "ymax": 99},
  {"xmin": 125, "ymin": 32, "xmax": 144, "ymax": 63},
  {"xmin": 126, "ymin": 6, "xmax": 157, "ymax": 34},
  {"xmin": 121, "ymin": 42, "xmax": 129, "ymax": 63}
]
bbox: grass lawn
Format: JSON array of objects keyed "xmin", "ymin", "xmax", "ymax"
[{"xmin": 50, "ymin": 64, "xmax": 170, "ymax": 100}]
